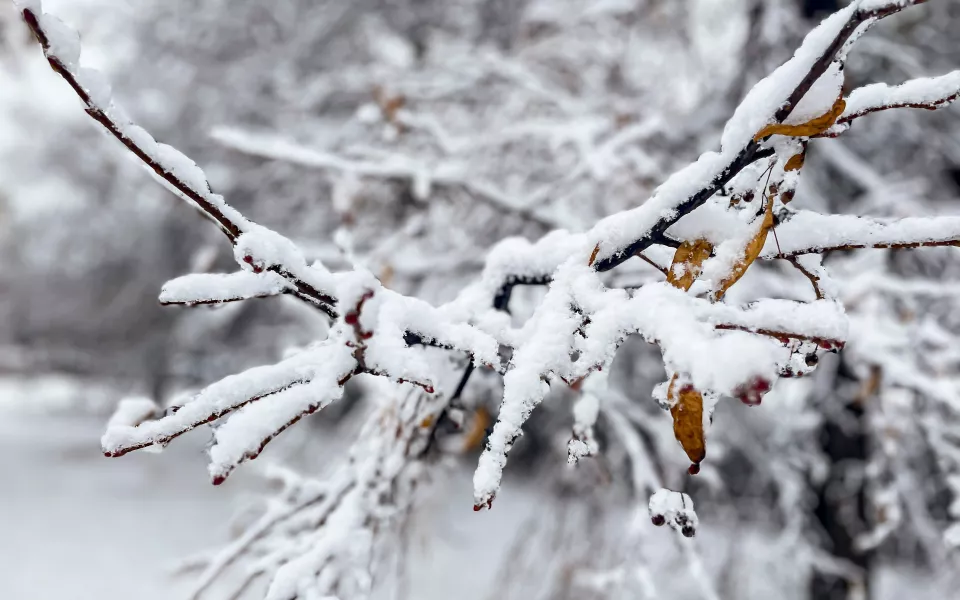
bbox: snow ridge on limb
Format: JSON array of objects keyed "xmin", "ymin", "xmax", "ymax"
[
  {"xmin": 159, "ymin": 271, "xmax": 293, "ymax": 306},
  {"xmin": 827, "ymin": 70, "xmax": 960, "ymax": 134},
  {"xmin": 761, "ymin": 212, "xmax": 960, "ymax": 258}
]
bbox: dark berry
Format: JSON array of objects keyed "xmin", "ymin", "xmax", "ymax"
[
  {"xmin": 651, "ymin": 514, "xmax": 666, "ymax": 527},
  {"xmin": 688, "ymin": 463, "xmax": 701, "ymax": 475},
  {"xmin": 805, "ymin": 353, "xmax": 818, "ymax": 367},
  {"xmin": 681, "ymin": 525, "xmax": 696, "ymax": 538}
]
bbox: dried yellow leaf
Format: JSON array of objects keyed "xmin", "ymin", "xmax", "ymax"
[
  {"xmin": 784, "ymin": 152, "xmax": 806, "ymax": 172},
  {"xmin": 714, "ymin": 196, "xmax": 774, "ymax": 299},
  {"xmin": 666, "ymin": 239, "xmax": 713, "ymax": 291},
  {"xmin": 668, "ymin": 375, "xmax": 706, "ymax": 466},
  {"xmin": 753, "ymin": 97, "xmax": 847, "ymax": 141}
]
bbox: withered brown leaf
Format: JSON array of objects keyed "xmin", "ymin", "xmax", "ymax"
[
  {"xmin": 714, "ymin": 194, "xmax": 775, "ymax": 299},
  {"xmin": 666, "ymin": 239, "xmax": 713, "ymax": 291},
  {"xmin": 753, "ymin": 97, "xmax": 846, "ymax": 141},
  {"xmin": 668, "ymin": 374, "xmax": 706, "ymax": 466},
  {"xmin": 784, "ymin": 152, "xmax": 806, "ymax": 172}
]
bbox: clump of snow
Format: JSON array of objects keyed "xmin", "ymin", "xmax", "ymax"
[
  {"xmin": 106, "ymin": 397, "xmax": 160, "ymax": 430},
  {"xmin": 721, "ymin": 3, "xmax": 857, "ymax": 149},
  {"xmin": 785, "ymin": 61, "xmax": 845, "ymax": 125},
  {"xmin": 38, "ymin": 13, "xmax": 81, "ymax": 71},
  {"xmin": 159, "ymin": 271, "xmax": 292, "ymax": 305},
  {"xmin": 568, "ymin": 379, "xmax": 602, "ymax": 465}
]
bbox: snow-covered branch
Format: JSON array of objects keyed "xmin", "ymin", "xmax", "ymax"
[{"xmin": 835, "ymin": 71, "xmax": 960, "ymax": 127}]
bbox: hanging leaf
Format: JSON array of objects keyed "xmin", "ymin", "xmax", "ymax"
[
  {"xmin": 666, "ymin": 239, "xmax": 713, "ymax": 291},
  {"xmin": 753, "ymin": 97, "xmax": 847, "ymax": 140},
  {"xmin": 714, "ymin": 195, "xmax": 775, "ymax": 299},
  {"xmin": 668, "ymin": 375, "xmax": 706, "ymax": 469}
]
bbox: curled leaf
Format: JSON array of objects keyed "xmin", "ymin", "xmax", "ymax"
[
  {"xmin": 668, "ymin": 375, "xmax": 706, "ymax": 467},
  {"xmin": 666, "ymin": 239, "xmax": 713, "ymax": 291},
  {"xmin": 714, "ymin": 195, "xmax": 775, "ymax": 299},
  {"xmin": 754, "ymin": 97, "xmax": 847, "ymax": 140}
]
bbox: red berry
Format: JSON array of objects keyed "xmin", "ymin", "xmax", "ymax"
[
  {"xmin": 242, "ymin": 255, "xmax": 254, "ymax": 264},
  {"xmin": 344, "ymin": 313, "xmax": 359, "ymax": 325},
  {"xmin": 688, "ymin": 463, "xmax": 700, "ymax": 475},
  {"xmin": 736, "ymin": 376, "xmax": 770, "ymax": 406},
  {"xmin": 424, "ymin": 385, "xmax": 435, "ymax": 394}
]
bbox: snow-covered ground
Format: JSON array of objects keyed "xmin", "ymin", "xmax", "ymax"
[
  {"xmin": 0, "ymin": 411, "xmax": 250, "ymax": 600},
  {"xmin": 0, "ymin": 405, "xmax": 538, "ymax": 600}
]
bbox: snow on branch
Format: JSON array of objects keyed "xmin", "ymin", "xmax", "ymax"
[
  {"xmin": 583, "ymin": 0, "xmax": 915, "ymax": 272},
  {"xmin": 101, "ymin": 339, "xmax": 357, "ymax": 462},
  {"xmin": 159, "ymin": 271, "xmax": 293, "ymax": 306},
  {"xmin": 763, "ymin": 211, "xmax": 960, "ymax": 258},
  {"xmin": 836, "ymin": 71, "xmax": 960, "ymax": 126}
]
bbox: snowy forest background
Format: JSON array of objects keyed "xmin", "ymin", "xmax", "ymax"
[{"xmin": 2, "ymin": 0, "xmax": 960, "ymax": 599}]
